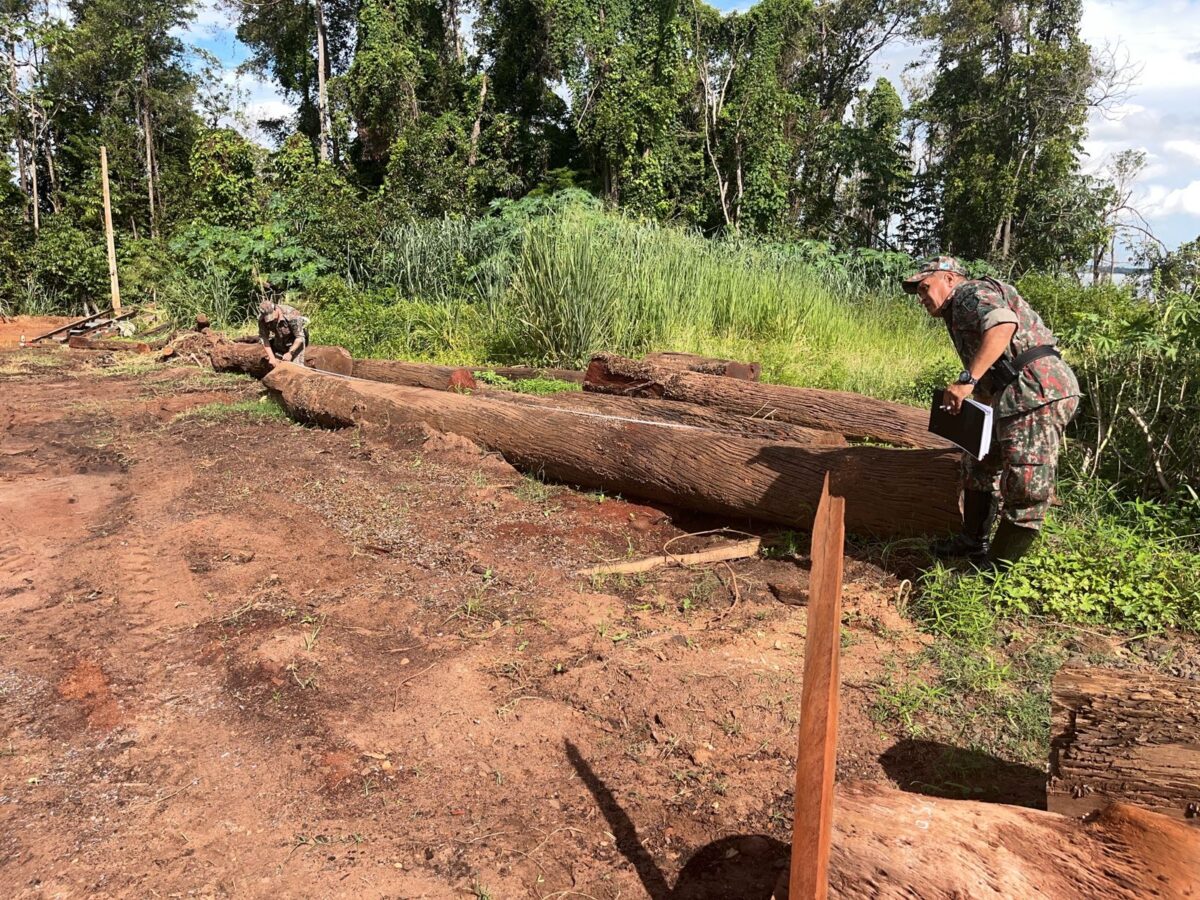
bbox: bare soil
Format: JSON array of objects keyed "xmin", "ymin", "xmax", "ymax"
[{"xmin": 0, "ymin": 342, "xmax": 1035, "ymax": 899}]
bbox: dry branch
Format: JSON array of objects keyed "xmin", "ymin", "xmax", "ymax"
[{"xmin": 576, "ymin": 537, "xmax": 762, "ymax": 576}]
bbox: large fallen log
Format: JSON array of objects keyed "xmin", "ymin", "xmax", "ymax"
[
  {"xmin": 304, "ymin": 344, "xmax": 353, "ymax": 376},
  {"xmin": 585, "ymin": 352, "xmax": 952, "ymax": 450},
  {"xmin": 209, "ymin": 339, "xmax": 271, "ymax": 378},
  {"xmin": 262, "ymin": 363, "xmax": 960, "ymax": 537},
  {"xmin": 350, "ymin": 359, "xmax": 478, "ymax": 391},
  {"xmin": 484, "ymin": 387, "xmax": 847, "ymax": 447},
  {"xmin": 809, "ymin": 781, "xmax": 1200, "ymax": 898},
  {"xmin": 643, "ymin": 350, "xmax": 761, "ymax": 381},
  {"xmin": 1049, "ymin": 665, "xmax": 1200, "ymax": 823}
]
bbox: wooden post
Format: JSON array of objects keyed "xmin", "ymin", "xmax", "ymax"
[
  {"xmin": 788, "ymin": 473, "xmax": 846, "ymax": 900},
  {"xmin": 99, "ymin": 145, "xmax": 121, "ymax": 313}
]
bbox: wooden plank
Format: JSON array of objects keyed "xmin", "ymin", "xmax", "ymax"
[
  {"xmin": 1048, "ymin": 665, "xmax": 1200, "ymax": 824},
  {"xmin": 30, "ymin": 309, "xmax": 111, "ymax": 343},
  {"xmin": 789, "ymin": 473, "xmax": 846, "ymax": 900}
]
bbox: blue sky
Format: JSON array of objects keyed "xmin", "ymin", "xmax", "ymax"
[{"xmin": 183, "ymin": 0, "xmax": 1200, "ymax": 251}]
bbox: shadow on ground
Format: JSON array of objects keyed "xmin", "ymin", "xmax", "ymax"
[
  {"xmin": 566, "ymin": 741, "xmax": 787, "ymax": 899},
  {"xmin": 879, "ymin": 738, "xmax": 1046, "ymax": 808}
]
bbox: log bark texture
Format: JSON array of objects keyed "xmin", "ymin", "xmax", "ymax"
[
  {"xmin": 262, "ymin": 363, "xmax": 961, "ymax": 538},
  {"xmin": 585, "ymin": 353, "xmax": 953, "ymax": 450},
  {"xmin": 483, "ymin": 387, "xmax": 847, "ymax": 447},
  {"xmin": 304, "ymin": 344, "xmax": 353, "ymax": 376},
  {"xmin": 643, "ymin": 350, "xmax": 761, "ymax": 381},
  {"xmin": 799, "ymin": 780, "xmax": 1200, "ymax": 899},
  {"xmin": 209, "ymin": 339, "xmax": 271, "ymax": 378},
  {"xmin": 1049, "ymin": 665, "xmax": 1200, "ymax": 823},
  {"xmin": 351, "ymin": 359, "xmax": 478, "ymax": 391}
]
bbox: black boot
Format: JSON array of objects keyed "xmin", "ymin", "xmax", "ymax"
[
  {"xmin": 932, "ymin": 489, "xmax": 998, "ymax": 566},
  {"xmin": 988, "ymin": 519, "xmax": 1039, "ymax": 570}
]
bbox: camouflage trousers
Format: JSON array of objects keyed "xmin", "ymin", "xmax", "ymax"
[{"xmin": 963, "ymin": 396, "xmax": 1078, "ymax": 530}]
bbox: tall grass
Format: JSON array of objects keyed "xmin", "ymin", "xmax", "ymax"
[{"xmin": 312, "ymin": 203, "xmax": 955, "ymax": 403}]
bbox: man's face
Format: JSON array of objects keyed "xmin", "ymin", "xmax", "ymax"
[{"xmin": 915, "ymin": 271, "xmax": 958, "ymax": 317}]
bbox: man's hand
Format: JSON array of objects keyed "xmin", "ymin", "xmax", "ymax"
[
  {"xmin": 281, "ymin": 352, "xmax": 293, "ymax": 363},
  {"xmin": 943, "ymin": 381, "xmax": 974, "ymax": 415}
]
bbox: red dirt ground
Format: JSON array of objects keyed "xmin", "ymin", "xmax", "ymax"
[{"xmin": 0, "ymin": 345, "xmax": 1010, "ymax": 898}]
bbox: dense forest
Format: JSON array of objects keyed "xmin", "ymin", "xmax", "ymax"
[{"xmin": 5, "ymin": 0, "xmax": 1193, "ymax": 279}]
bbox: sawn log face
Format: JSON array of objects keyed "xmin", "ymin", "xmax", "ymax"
[
  {"xmin": 585, "ymin": 352, "xmax": 954, "ymax": 450},
  {"xmin": 1049, "ymin": 665, "xmax": 1200, "ymax": 823},
  {"xmin": 262, "ymin": 363, "xmax": 961, "ymax": 538}
]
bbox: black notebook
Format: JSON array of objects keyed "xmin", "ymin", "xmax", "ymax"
[{"xmin": 929, "ymin": 390, "xmax": 993, "ymax": 459}]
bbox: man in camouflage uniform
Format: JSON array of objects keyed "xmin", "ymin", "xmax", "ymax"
[
  {"xmin": 257, "ymin": 299, "xmax": 310, "ymax": 367},
  {"xmin": 902, "ymin": 257, "xmax": 1080, "ymax": 567}
]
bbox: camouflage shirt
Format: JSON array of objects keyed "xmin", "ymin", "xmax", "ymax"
[
  {"xmin": 258, "ymin": 303, "xmax": 309, "ymax": 356},
  {"xmin": 944, "ymin": 278, "xmax": 1080, "ymax": 417}
]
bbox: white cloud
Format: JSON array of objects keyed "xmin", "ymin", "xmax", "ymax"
[
  {"xmin": 1144, "ymin": 180, "xmax": 1200, "ymax": 217},
  {"xmin": 1164, "ymin": 140, "xmax": 1200, "ymax": 164}
]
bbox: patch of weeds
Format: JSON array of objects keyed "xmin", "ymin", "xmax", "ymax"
[
  {"xmin": 173, "ymin": 395, "xmax": 290, "ymax": 424},
  {"xmin": 762, "ymin": 530, "xmax": 806, "ymax": 560},
  {"xmin": 79, "ymin": 354, "xmax": 162, "ymax": 379},
  {"xmin": 475, "ymin": 370, "xmax": 580, "ymax": 395},
  {"xmin": 0, "ymin": 348, "xmax": 70, "ymax": 376},
  {"xmin": 514, "ymin": 473, "xmax": 559, "ymax": 504},
  {"xmin": 679, "ymin": 571, "xmax": 721, "ymax": 612},
  {"xmin": 471, "ymin": 882, "xmax": 494, "ymax": 900}
]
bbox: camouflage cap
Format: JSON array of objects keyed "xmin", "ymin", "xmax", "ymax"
[{"xmin": 901, "ymin": 256, "xmax": 969, "ymax": 294}]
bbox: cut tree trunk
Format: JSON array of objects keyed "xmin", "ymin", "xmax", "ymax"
[
  {"xmin": 351, "ymin": 359, "xmax": 477, "ymax": 391},
  {"xmin": 209, "ymin": 339, "xmax": 271, "ymax": 378},
  {"xmin": 1049, "ymin": 665, "xmax": 1200, "ymax": 823},
  {"xmin": 68, "ymin": 336, "xmax": 153, "ymax": 353},
  {"xmin": 486, "ymin": 387, "xmax": 847, "ymax": 446},
  {"xmin": 585, "ymin": 353, "xmax": 951, "ymax": 450},
  {"xmin": 262, "ymin": 363, "xmax": 961, "ymax": 538},
  {"xmin": 304, "ymin": 345, "xmax": 353, "ymax": 376},
  {"xmin": 643, "ymin": 351, "xmax": 761, "ymax": 381},
  {"xmin": 779, "ymin": 780, "xmax": 1200, "ymax": 898}
]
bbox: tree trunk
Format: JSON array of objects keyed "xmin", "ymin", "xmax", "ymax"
[
  {"xmin": 141, "ymin": 69, "xmax": 158, "ymax": 239},
  {"xmin": 642, "ymin": 351, "xmax": 761, "ymax": 381},
  {"xmin": 44, "ymin": 129, "xmax": 60, "ymax": 213},
  {"xmin": 28, "ymin": 118, "xmax": 39, "ymax": 233},
  {"xmin": 585, "ymin": 353, "xmax": 953, "ymax": 450},
  {"xmin": 779, "ymin": 781, "xmax": 1200, "ymax": 898},
  {"xmin": 7, "ymin": 41, "xmax": 29, "ymax": 221},
  {"xmin": 313, "ymin": 0, "xmax": 333, "ymax": 164},
  {"xmin": 484, "ymin": 386, "xmax": 847, "ymax": 447},
  {"xmin": 1049, "ymin": 665, "xmax": 1200, "ymax": 824},
  {"xmin": 262, "ymin": 362, "xmax": 962, "ymax": 538},
  {"xmin": 467, "ymin": 73, "xmax": 488, "ymax": 168},
  {"xmin": 206, "ymin": 340, "xmax": 838, "ymax": 446},
  {"xmin": 350, "ymin": 359, "xmax": 478, "ymax": 391}
]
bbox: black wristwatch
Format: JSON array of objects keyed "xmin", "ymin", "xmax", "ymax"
[{"xmin": 956, "ymin": 370, "xmax": 978, "ymax": 386}]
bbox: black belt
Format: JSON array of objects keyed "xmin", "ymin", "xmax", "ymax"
[{"xmin": 988, "ymin": 345, "xmax": 1061, "ymax": 392}]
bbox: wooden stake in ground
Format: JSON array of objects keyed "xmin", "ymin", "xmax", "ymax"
[
  {"xmin": 99, "ymin": 146, "xmax": 121, "ymax": 313},
  {"xmin": 789, "ymin": 473, "xmax": 846, "ymax": 900}
]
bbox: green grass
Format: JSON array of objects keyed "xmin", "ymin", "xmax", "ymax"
[
  {"xmin": 473, "ymin": 370, "xmax": 581, "ymax": 395},
  {"xmin": 307, "ymin": 204, "xmax": 956, "ymax": 405},
  {"xmin": 173, "ymin": 396, "xmax": 290, "ymax": 424}
]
